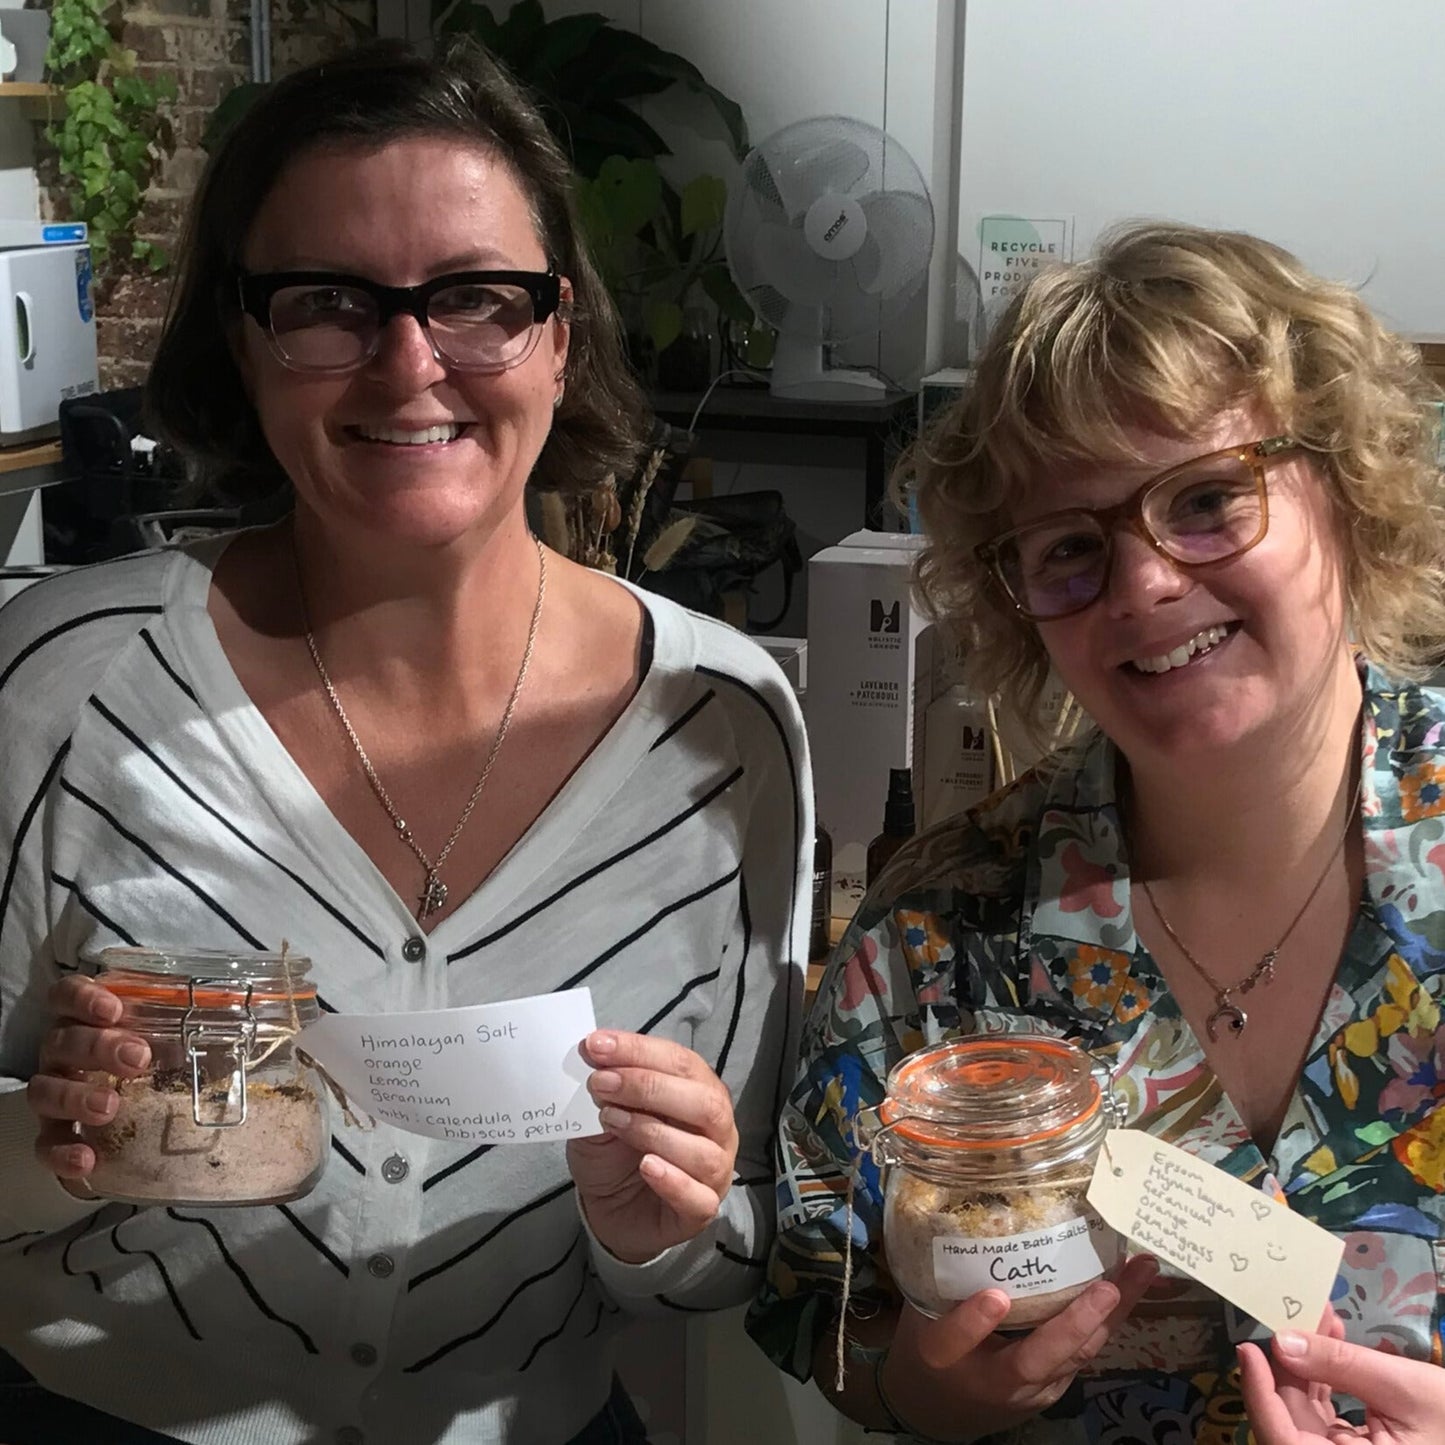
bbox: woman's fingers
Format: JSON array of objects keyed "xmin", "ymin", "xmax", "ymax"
[
  {"xmin": 633, "ymin": 1152, "xmax": 723, "ymax": 1232},
  {"xmin": 1270, "ymin": 1330, "xmax": 1445, "ymax": 1416},
  {"xmin": 36, "ymin": 1022, "xmax": 150, "ymax": 1079},
  {"xmin": 1238, "ymin": 1342, "xmax": 1302, "ymax": 1445},
  {"xmin": 34, "ymin": 1124, "xmax": 97, "ymax": 1180},
  {"xmin": 1005, "ymin": 1277, "xmax": 1127, "ymax": 1387},
  {"xmin": 26, "ymin": 1071, "xmax": 120, "ymax": 1125},
  {"xmin": 48, "ymin": 975, "xmax": 123, "ymax": 1027},
  {"xmin": 589, "ymin": 1065, "xmax": 735, "ymax": 1144},
  {"xmin": 594, "ymin": 1109, "xmax": 732, "ymax": 1195},
  {"xmin": 902, "ymin": 1289, "xmax": 1012, "ymax": 1371}
]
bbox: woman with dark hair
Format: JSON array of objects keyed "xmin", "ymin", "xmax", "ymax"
[{"xmin": 0, "ymin": 40, "xmax": 809, "ymax": 1445}]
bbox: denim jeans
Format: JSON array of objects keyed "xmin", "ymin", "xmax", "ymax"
[{"xmin": 0, "ymin": 1351, "xmax": 648, "ymax": 1444}]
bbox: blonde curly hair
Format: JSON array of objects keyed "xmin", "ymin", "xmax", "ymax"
[{"xmin": 904, "ymin": 222, "xmax": 1445, "ymax": 736}]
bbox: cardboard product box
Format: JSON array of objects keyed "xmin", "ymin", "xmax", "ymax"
[
  {"xmin": 805, "ymin": 531, "xmax": 929, "ymax": 897},
  {"xmin": 758, "ymin": 636, "xmax": 807, "ymax": 698}
]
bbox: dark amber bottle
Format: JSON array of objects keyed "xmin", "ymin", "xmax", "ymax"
[
  {"xmin": 810, "ymin": 815, "xmax": 834, "ymax": 960},
  {"xmin": 866, "ymin": 767, "xmax": 916, "ymax": 887}
]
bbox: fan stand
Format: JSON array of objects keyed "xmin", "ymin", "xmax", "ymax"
[{"xmin": 769, "ymin": 335, "xmax": 887, "ymax": 402}]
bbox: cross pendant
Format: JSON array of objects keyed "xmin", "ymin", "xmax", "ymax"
[{"xmin": 418, "ymin": 872, "xmax": 448, "ymax": 919}]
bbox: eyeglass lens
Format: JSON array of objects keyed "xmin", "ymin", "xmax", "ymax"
[
  {"xmin": 267, "ymin": 280, "xmax": 543, "ymax": 371},
  {"xmin": 999, "ymin": 454, "xmax": 1266, "ymax": 618}
]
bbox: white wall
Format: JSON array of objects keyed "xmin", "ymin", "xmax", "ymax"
[{"xmin": 957, "ymin": 0, "xmax": 1445, "ymax": 340}]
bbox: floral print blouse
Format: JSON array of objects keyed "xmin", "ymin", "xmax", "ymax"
[{"xmin": 747, "ymin": 663, "xmax": 1445, "ymax": 1444}]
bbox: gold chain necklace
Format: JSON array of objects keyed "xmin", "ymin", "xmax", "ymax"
[
  {"xmin": 295, "ymin": 534, "xmax": 546, "ymax": 921},
  {"xmin": 1139, "ymin": 789, "xmax": 1359, "ymax": 1042}
]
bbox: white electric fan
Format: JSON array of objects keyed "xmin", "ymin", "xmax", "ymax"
[{"xmin": 724, "ymin": 115, "xmax": 935, "ymax": 401}]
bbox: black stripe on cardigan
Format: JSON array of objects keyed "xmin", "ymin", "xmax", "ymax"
[
  {"xmin": 138, "ymin": 627, "xmax": 198, "ymax": 708},
  {"xmin": 408, "ymin": 1180, "xmax": 574, "ymax": 1288},
  {"xmin": 167, "ymin": 1207, "xmax": 318, "ymax": 1354},
  {"xmin": 59, "ymin": 780, "xmax": 266, "ymax": 949},
  {"xmin": 557, "ymin": 864, "xmax": 741, "ymax": 993},
  {"xmin": 648, "ymin": 688, "xmax": 716, "ymax": 752},
  {"xmin": 403, "ymin": 1233, "xmax": 583, "ymax": 1373},
  {"xmin": 110, "ymin": 1210, "xmax": 202, "ymax": 1341},
  {"xmin": 0, "ymin": 741, "xmax": 70, "ymax": 957},
  {"xmin": 50, "ymin": 872, "xmax": 140, "ymax": 949},
  {"xmin": 447, "ymin": 767, "xmax": 744, "ymax": 964},
  {"xmin": 0, "ymin": 606, "xmax": 163, "ymax": 697},
  {"xmin": 697, "ymin": 663, "xmax": 803, "ymax": 1125},
  {"xmin": 87, "ymin": 697, "xmax": 384, "ymax": 960}
]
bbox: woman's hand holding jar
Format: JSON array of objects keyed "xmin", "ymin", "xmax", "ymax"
[
  {"xmin": 877, "ymin": 1258, "xmax": 1159, "ymax": 1442},
  {"xmin": 26, "ymin": 975, "xmax": 151, "ymax": 1181}
]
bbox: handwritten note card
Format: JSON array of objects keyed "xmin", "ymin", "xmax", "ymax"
[
  {"xmin": 298, "ymin": 988, "xmax": 601, "ymax": 1144},
  {"xmin": 1087, "ymin": 1130, "xmax": 1344, "ymax": 1335}
]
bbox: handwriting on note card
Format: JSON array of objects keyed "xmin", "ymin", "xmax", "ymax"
[
  {"xmin": 1086, "ymin": 1130, "xmax": 1344, "ymax": 1335},
  {"xmin": 298, "ymin": 988, "xmax": 601, "ymax": 1143}
]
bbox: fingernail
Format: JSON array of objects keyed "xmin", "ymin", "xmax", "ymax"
[
  {"xmin": 589, "ymin": 1032, "xmax": 617, "ymax": 1055},
  {"xmin": 118, "ymin": 1042, "xmax": 149, "ymax": 1070},
  {"xmin": 96, "ymin": 995, "xmax": 123, "ymax": 1023},
  {"xmin": 590, "ymin": 1070, "xmax": 621, "ymax": 1095},
  {"xmin": 639, "ymin": 1155, "xmax": 664, "ymax": 1180},
  {"xmin": 1090, "ymin": 1281, "xmax": 1122, "ymax": 1310},
  {"xmin": 599, "ymin": 1106, "xmax": 631, "ymax": 1130},
  {"xmin": 979, "ymin": 1289, "xmax": 1011, "ymax": 1320},
  {"xmin": 1274, "ymin": 1331, "xmax": 1308, "ymax": 1357},
  {"xmin": 86, "ymin": 1089, "xmax": 116, "ymax": 1118}
]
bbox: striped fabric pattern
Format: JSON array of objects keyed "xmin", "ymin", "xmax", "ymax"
[{"xmin": 0, "ymin": 539, "xmax": 810, "ymax": 1445}]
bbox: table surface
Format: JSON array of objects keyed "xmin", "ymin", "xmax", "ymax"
[
  {"xmin": 651, "ymin": 386, "xmax": 916, "ymax": 430},
  {"xmin": 0, "ymin": 440, "xmax": 63, "ymax": 476}
]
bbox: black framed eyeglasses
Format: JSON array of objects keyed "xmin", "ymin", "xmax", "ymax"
[
  {"xmin": 235, "ymin": 269, "xmax": 564, "ymax": 375},
  {"xmin": 976, "ymin": 436, "xmax": 1301, "ymax": 621}
]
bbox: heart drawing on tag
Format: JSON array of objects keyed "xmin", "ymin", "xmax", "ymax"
[
  {"xmin": 1283, "ymin": 1296, "xmax": 1303, "ymax": 1320},
  {"xmin": 1230, "ymin": 1253, "xmax": 1249, "ymax": 1272},
  {"xmin": 1251, "ymin": 1200, "xmax": 1272, "ymax": 1221}
]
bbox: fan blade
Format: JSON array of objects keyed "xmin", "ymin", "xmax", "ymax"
[
  {"xmin": 852, "ymin": 190, "xmax": 935, "ymax": 296},
  {"xmin": 741, "ymin": 151, "xmax": 790, "ymax": 224},
  {"xmin": 754, "ymin": 220, "xmax": 842, "ymax": 308},
  {"xmin": 766, "ymin": 135, "xmax": 872, "ymax": 221}
]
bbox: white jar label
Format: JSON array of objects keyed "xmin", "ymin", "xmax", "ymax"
[{"xmin": 932, "ymin": 1210, "xmax": 1120, "ymax": 1301}]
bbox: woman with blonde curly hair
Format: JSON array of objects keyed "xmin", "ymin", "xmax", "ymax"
[{"xmin": 749, "ymin": 222, "xmax": 1445, "ymax": 1445}]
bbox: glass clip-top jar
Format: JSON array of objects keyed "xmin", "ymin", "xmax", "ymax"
[
  {"xmin": 70, "ymin": 947, "xmax": 329, "ymax": 1208},
  {"xmin": 860, "ymin": 1033, "xmax": 1124, "ymax": 1328}
]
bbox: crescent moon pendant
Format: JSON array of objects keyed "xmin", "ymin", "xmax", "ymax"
[{"xmin": 1206, "ymin": 1003, "xmax": 1248, "ymax": 1041}]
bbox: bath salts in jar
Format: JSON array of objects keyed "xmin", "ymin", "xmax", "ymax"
[
  {"xmin": 864, "ymin": 1034, "xmax": 1122, "ymax": 1328},
  {"xmin": 69, "ymin": 947, "xmax": 328, "ymax": 1207}
]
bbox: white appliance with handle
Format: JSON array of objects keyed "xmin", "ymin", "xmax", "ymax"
[{"xmin": 0, "ymin": 222, "xmax": 100, "ymax": 443}]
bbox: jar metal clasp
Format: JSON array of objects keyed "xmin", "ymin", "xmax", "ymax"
[
  {"xmin": 181, "ymin": 979, "xmax": 257, "ymax": 1128},
  {"xmin": 852, "ymin": 1104, "xmax": 921, "ymax": 1169}
]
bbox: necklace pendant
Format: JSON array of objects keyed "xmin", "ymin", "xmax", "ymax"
[
  {"xmin": 1206, "ymin": 1000, "xmax": 1248, "ymax": 1041},
  {"xmin": 418, "ymin": 872, "xmax": 448, "ymax": 919}
]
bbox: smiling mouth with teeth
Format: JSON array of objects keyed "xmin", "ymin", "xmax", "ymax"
[
  {"xmin": 352, "ymin": 423, "xmax": 465, "ymax": 446},
  {"xmin": 1129, "ymin": 624, "xmax": 1234, "ymax": 675}
]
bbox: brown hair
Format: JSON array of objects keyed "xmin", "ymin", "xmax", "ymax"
[
  {"xmin": 902, "ymin": 221, "xmax": 1445, "ymax": 731},
  {"xmin": 146, "ymin": 38, "xmax": 648, "ymax": 500}
]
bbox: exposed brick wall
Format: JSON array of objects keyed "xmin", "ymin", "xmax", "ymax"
[{"xmin": 41, "ymin": 0, "xmax": 374, "ymax": 389}]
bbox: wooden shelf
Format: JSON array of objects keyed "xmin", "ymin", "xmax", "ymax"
[
  {"xmin": 0, "ymin": 440, "xmax": 63, "ymax": 476},
  {"xmin": 0, "ymin": 82, "xmax": 64, "ymax": 122}
]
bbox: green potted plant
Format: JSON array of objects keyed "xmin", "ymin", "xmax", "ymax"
[
  {"xmin": 438, "ymin": 1, "xmax": 760, "ymax": 385},
  {"xmin": 43, "ymin": 0, "xmax": 177, "ymax": 284}
]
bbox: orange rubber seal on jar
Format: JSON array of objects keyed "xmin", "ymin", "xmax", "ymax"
[
  {"xmin": 100, "ymin": 978, "xmax": 318, "ymax": 1008},
  {"xmin": 878, "ymin": 1035, "xmax": 1100, "ymax": 1149}
]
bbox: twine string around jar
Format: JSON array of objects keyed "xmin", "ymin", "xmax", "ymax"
[{"xmin": 833, "ymin": 1108, "xmax": 914, "ymax": 1393}]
